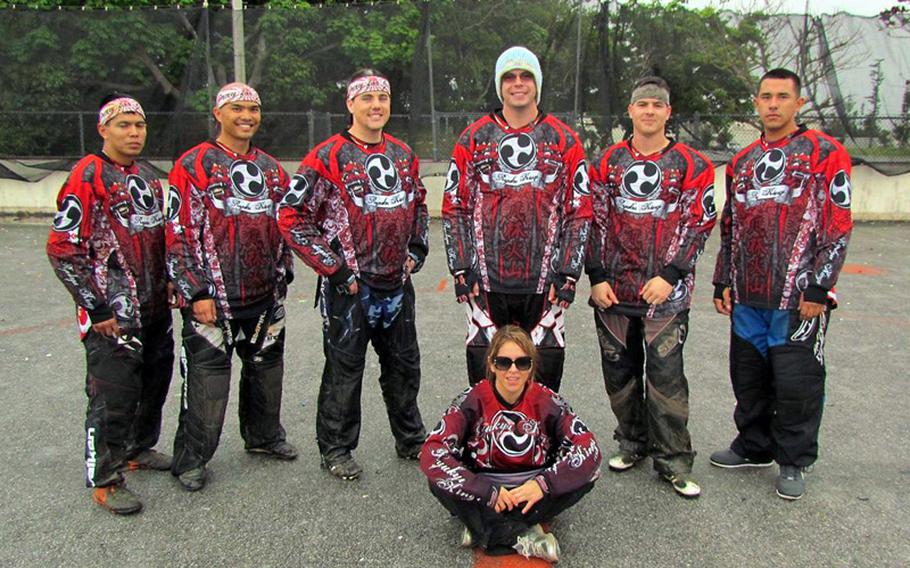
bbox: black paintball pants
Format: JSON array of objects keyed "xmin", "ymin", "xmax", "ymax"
[
  {"xmin": 429, "ymin": 480, "xmax": 594, "ymax": 555},
  {"xmin": 594, "ymin": 309, "xmax": 694, "ymax": 476},
  {"xmin": 729, "ymin": 307, "xmax": 829, "ymax": 468},
  {"xmin": 465, "ymin": 292, "xmax": 565, "ymax": 391},
  {"xmin": 171, "ymin": 303, "xmax": 287, "ymax": 476},
  {"xmin": 317, "ymin": 280, "xmax": 426, "ymax": 461},
  {"xmin": 83, "ymin": 314, "xmax": 174, "ymax": 488}
]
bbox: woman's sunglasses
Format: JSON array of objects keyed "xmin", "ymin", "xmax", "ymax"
[{"xmin": 492, "ymin": 356, "xmax": 533, "ymax": 372}]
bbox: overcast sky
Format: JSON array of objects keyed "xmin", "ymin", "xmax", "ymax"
[{"xmin": 683, "ymin": 0, "xmax": 896, "ymax": 17}]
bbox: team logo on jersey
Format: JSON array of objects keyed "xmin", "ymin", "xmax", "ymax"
[
  {"xmin": 52, "ymin": 195, "xmax": 83, "ymax": 232},
  {"xmin": 569, "ymin": 416, "xmax": 588, "ymax": 436},
  {"xmin": 622, "ymin": 161, "xmax": 662, "ymax": 199},
  {"xmin": 829, "ymin": 170, "xmax": 851, "ymax": 209},
  {"xmin": 490, "ymin": 410, "xmax": 537, "ymax": 458},
  {"xmin": 230, "ymin": 160, "xmax": 266, "ymax": 199},
  {"xmin": 796, "ymin": 269, "xmax": 810, "ymax": 292},
  {"xmin": 282, "ymin": 174, "xmax": 310, "ymax": 207},
  {"xmin": 166, "ymin": 187, "xmax": 182, "ymax": 222},
  {"xmin": 109, "ymin": 293, "xmax": 136, "ymax": 321},
  {"xmin": 702, "ymin": 185, "xmax": 717, "ymax": 219},
  {"xmin": 668, "ymin": 280, "xmax": 689, "ymax": 303},
  {"xmin": 752, "ymin": 149, "xmax": 787, "ymax": 186},
  {"xmin": 572, "ymin": 161, "xmax": 590, "ymax": 196},
  {"xmin": 497, "ymin": 133, "xmax": 537, "ymax": 172},
  {"xmin": 127, "ymin": 175, "xmax": 157, "ymax": 213},
  {"xmin": 364, "ymin": 154, "xmax": 401, "ymax": 194},
  {"xmin": 443, "ymin": 159, "xmax": 460, "ymax": 194}
]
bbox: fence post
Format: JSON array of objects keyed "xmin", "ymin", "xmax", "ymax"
[
  {"xmin": 308, "ymin": 110, "xmax": 314, "ymax": 150},
  {"xmin": 78, "ymin": 112, "xmax": 86, "ymax": 156}
]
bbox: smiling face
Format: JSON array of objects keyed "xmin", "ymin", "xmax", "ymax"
[
  {"xmin": 347, "ymin": 91, "xmax": 391, "ymax": 139},
  {"xmin": 628, "ymin": 97, "xmax": 671, "ymax": 138},
  {"xmin": 500, "ymin": 69, "xmax": 538, "ymax": 112},
  {"xmin": 490, "ymin": 340, "xmax": 533, "ymax": 403},
  {"xmin": 98, "ymin": 113, "xmax": 146, "ymax": 163},
  {"xmin": 755, "ymin": 77, "xmax": 805, "ymax": 140},
  {"xmin": 214, "ymin": 100, "xmax": 261, "ymax": 144}
]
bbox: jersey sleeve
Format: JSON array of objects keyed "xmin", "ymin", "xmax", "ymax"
[
  {"xmin": 537, "ymin": 394, "xmax": 601, "ymax": 496},
  {"xmin": 584, "ymin": 153, "xmax": 610, "ymax": 286},
  {"xmin": 272, "ymin": 165, "xmax": 295, "ymax": 299},
  {"xmin": 420, "ymin": 389, "xmax": 498, "ymax": 507},
  {"xmin": 554, "ymin": 135, "xmax": 593, "ymax": 281},
  {"xmin": 806, "ymin": 140, "xmax": 853, "ymax": 302},
  {"xmin": 712, "ymin": 162, "xmax": 736, "ymax": 294},
  {"xmin": 46, "ymin": 160, "xmax": 111, "ymax": 321},
  {"xmin": 659, "ymin": 150, "xmax": 717, "ymax": 284},
  {"xmin": 441, "ymin": 129, "xmax": 478, "ymax": 276},
  {"xmin": 276, "ymin": 150, "xmax": 348, "ymax": 282},
  {"xmin": 166, "ymin": 153, "xmax": 213, "ymax": 303},
  {"xmin": 408, "ymin": 153, "xmax": 430, "ymax": 272}
]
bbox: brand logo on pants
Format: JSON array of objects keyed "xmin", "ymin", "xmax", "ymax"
[{"xmin": 85, "ymin": 427, "xmax": 97, "ymax": 486}]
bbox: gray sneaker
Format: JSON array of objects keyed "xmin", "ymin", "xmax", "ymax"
[
  {"xmin": 513, "ymin": 528, "xmax": 560, "ymax": 563},
  {"xmin": 126, "ymin": 449, "xmax": 172, "ymax": 471},
  {"xmin": 776, "ymin": 465, "xmax": 806, "ymax": 500},
  {"xmin": 92, "ymin": 483, "xmax": 143, "ymax": 515},
  {"xmin": 459, "ymin": 526, "xmax": 473, "ymax": 548},
  {"xmin": 177, "ymin": 466, "xmax": 207, "ymax": 492},
  {"xmin": 607, "ymin": 450, "xmax": 645, "ymax": 472},
  {"xmin": 709, "ymin": 447, "xmax": 773, "ymax": 469}
]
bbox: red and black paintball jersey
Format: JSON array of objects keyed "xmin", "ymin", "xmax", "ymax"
[
  {"xmin": 586, "ymin": 140, "xmax": 716, "ymax": 317},
  {"xmin": 713, "ymin": 127, "xmax": 853, "ymax": 309},
  {"xmin": 276, "ymin": 132, "xmax": 429, "ymax": 291},
  {"xmin": 166, "ymin": 141, "xmax": 293, "ymax": 320},
  {"xmin": 421, "ymin": 380, "xmax": 601, "ymax": 506},
  {"xmin": 441, "ymin": 112, "xmax": 592, "ymax": 294},
  {"xmin": 47, "ymin": 153, "xmax": 168, "ymax": 330}
]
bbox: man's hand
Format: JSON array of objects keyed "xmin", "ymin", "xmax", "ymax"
[
  {"xmin": 590, "ymin": 281, "xmax": 619, "ymax": 309},
  {"xmin": 167, "ymin": 282, "xmax": 182, "ymax": 309},
  {"xmin": 347, "ymin": 279, "xmax": 360, "ymax": 295},
  {"xmin": 404, "ymin": 257, "xmax": 417, "ymax": 276},
  {"xmin": 494, "ymin": 486, "xmax": 518, "ymax": 513},
  {"xmin": 640, "ymin": 276, "xmax": 673, "ymax": 306},
  {"xmin": 714, "ymin": 287, "xmax": 732, "ymax": 316},
  {"xmin": 454, "ymin": 272, "xmax": 479, "ymax": 304},
  {"xmin": 510, "ymin": 479, "xmax": 545, "ymax": 514},
  {"xmin": 799, "ymin": 294, "xmax": 826, "ymax": 320},
  {"xmin": 192, "ymin": 298, "xmax": 217, "ymax": 326},
  {"xmin": 549, "ymin": 275, "xmax": 577, "ymax": 308},
  {"xmin": 91, "ymin": 317, "xmax": 122, "ymax": 338}
]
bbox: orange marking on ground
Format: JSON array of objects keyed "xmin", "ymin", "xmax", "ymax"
[
  {"xmin": 841, "ymin": 263, "xmax": 884, "ymax": 276},
  {"xmin": 473, "ymin": 550, "xmax": 551, "ymax": 568},
  {"xmin": 0, "ymin": 318, "xmax": 71, "ymax": 337},
  {"xmin": 437, "ymin": 279, "xmax": 448, "ymax": 292}
]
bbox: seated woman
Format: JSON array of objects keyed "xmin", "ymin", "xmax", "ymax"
[{"xmin": 420, "ymin": 325, "xmax": 601, "ymax": 562}]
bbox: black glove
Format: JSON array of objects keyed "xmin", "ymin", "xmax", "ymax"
[
  {"xmin": 552, "ymin": 274, "xmax": 577, "ymax": 307},
  {"xmin": 328, "ymin": 265, "xmax": 357, "ymax": 295},
  {"xmin": 453, "ymin": 270, "xmax": 478, "ymax": 303}
]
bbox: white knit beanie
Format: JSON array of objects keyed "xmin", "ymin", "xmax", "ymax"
[{"xmin": 495, "ymin": 46, "xmax": 542, "ymax": 104}]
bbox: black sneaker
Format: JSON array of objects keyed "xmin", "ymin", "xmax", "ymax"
[
  {"xmin": 247, "ymin": 440, "xmax": 299, "ymax": 461},
  {"xmin": 92, "ymin": 483, "xmax": 143, "ymax": 515},
  {"xmin": 177, "ymin": 466, "xmax": 207, "ymax": 492},
  {"xmin": 126, "ymin": 449, "xmax": 172, "ymax": 471},
  {"xmin": 395, "ymin": 443, "xmax": 422, "ymax": 460},
  {"xmin": 776, "ymin": 465, "xmax": 806, "ymax": 500},
  {"xmin": 709, "ymin": 448, "xmax": 773, "ymax": 469},
  {"xmin": 321, "ymin": 454, "xmax": 363, "ymax": 481}
]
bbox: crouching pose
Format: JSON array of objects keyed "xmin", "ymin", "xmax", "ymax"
[{"xmin": 421, "ymin": 326, "xmax": 601, "ymax": 562}]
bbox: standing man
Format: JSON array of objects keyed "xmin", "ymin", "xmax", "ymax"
[
  {"xmin": 710, "ymin": 68, "xmax": 853, "ymax": 500},
  {"xmin": 586, "ymin": 77, "xmax": 716, "ymax": 499},
  {"xmin": 47, "ymin": 94, "xmax": 174, "ymax": 515},
  {"xmin": 442, "ymin": 46, "xmax": 592, "ymax": 391},
  {"xmin": 277, "ymin": 69, "xmax": 429, "ymax": 481},
  {"xmin": 167, "ymin": 82, "xmax": 297, "ymax": 492}
]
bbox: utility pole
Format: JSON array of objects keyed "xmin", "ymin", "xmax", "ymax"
[
  {"xmin": 427, "ymin": 20, "xmax": 438, "ymax": 161},
  {"xmin": 232, "ymin": 0, "xmax": 247, "ymax": 83}
]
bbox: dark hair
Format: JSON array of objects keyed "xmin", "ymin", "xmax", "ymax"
[
  {"xmin": 484, "ymin": 325, "xmax": 538, "ymax": 381},
  {"xmin": 98, "ymin": 92, "xmax": 138, "ymax": 111},
  {"xmin": 633, "ymin": 75, "xmax": 670, "ymax": 96},
  {"xmin": 758, "ymin": 68, "xmax": 801, "ymax": 95}
]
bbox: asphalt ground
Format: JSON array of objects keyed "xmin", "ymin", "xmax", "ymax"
[{"xmin": 0, "ymin": 219, "xmax": 907, "ymax": 568}]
